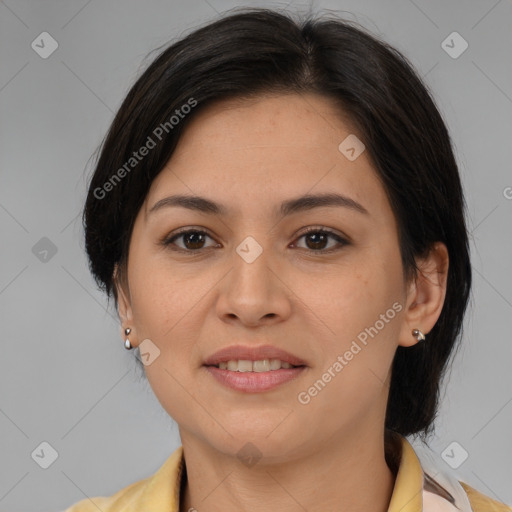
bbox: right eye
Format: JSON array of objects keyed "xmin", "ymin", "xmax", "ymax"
[{"xmin": 161, "ymin": 229, "xmax": 220, "ymax": 253}]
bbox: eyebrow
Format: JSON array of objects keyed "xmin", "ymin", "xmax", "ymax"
[{"xmin": 148, "ymin": 192, "xmax": 369, "ymax": 218}]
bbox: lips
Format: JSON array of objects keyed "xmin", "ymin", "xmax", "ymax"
[
  {"xmin": 203, "ymin": 344, "xmax": 307, "ymax": 367},
  {"xmin": 202, "ymin": 344, "xmax": 308, "ymax": 393}
]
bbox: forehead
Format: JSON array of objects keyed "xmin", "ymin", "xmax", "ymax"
[
  {"xmin": 144, "ymin": 93, "xmax": 390, "ymax": 221},
  {"xmin": 173, "ymin": 93, "xmax": 357, "ymax": 153}
]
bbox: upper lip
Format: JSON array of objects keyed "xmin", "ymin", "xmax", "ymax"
[{"xmin": 203, "ymin": 344, "xmax": 307, "ymax": 367}]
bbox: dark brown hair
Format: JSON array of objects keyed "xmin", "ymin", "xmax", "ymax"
[{"xmin": 82, "ymin": 8, "xmax": 471, "ymax": 440}]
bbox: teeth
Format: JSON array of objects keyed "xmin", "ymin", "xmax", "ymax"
[
  {"xmin": 253, "ymin": 359, "xmax": 270, "ymax": 372},
  {"xmin": 238, "ymin": 360, "xmax": 253, "ymax": 372},
  {"xmin": 216, "ymin": 359, "xmax": 297, "ymax": 371},
  {"xmin": 270, "ymin": 359, "xmax": 282, "ymax": 370}
]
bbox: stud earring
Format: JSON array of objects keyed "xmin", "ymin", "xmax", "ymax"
[
  {"xmin": 412, "ymin": 328, "xmax": 425, "ymax": 342},
  {"xmin": 124, "ymin": 327, "xmax": 133, "ymax": 350}
]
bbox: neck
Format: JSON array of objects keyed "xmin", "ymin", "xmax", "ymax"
[{"xmin": 178, "ymin": 425, "xmax": 397, "ymax": 512}]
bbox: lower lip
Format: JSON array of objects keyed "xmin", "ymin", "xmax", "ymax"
[{"xmin": 203, "ymin": 365, "xmax": 307, "ymax": 392}]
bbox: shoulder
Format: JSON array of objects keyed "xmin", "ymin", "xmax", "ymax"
[
  {"xmin": 61, "ymin": 476, "xmax": 148, "ymax": 512},
  {"xmin": 460, "ymin": 481, "xmax": 512, "ymax": 512}
]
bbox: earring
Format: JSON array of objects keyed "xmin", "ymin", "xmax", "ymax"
[
  {"xmin": 412, "ymin": 328, "xmax": 425, "ymax": 342},
  {"xmin": 124, "ymin": 327, "xmax": 133, "ymax": 350}
]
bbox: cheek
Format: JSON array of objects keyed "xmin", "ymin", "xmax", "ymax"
[
  {"xmin": 292, "ymin": 246, "xmax": 404, "ymax": 387},
  {"xmin": 128, "ymin": 249, "xmax": 206, "ymax": 338}
]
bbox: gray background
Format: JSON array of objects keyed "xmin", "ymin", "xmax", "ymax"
[{"xmin": 0, "ymin": 0, "xmax": 511, "ymax": 510}]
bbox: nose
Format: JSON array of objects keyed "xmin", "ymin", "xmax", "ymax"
[{"xmin": 215, "ymin": 240, "xmax": 292, "ymax": 328}]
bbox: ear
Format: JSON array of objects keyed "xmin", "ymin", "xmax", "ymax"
[
  {"xmin": 113, "ymin": 263, "xmax": 135, "ymax": 340},
  {"xmin": 398, "ymin": 242, "xmax": 449, "ymax": 348}
]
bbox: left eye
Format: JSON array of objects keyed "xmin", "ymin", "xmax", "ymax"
[{"xmin": 293, "ymin": 229, "xmax": 348, "ymax": 253}]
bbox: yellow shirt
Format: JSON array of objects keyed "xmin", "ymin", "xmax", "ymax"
[{"xmin": 63, "ymin": 433, "xmax": 511, "ymax": 512}]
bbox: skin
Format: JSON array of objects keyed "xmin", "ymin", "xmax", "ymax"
[{"xmin": 114, "ymin": 93, "xmax": 449, "ymax": 512}]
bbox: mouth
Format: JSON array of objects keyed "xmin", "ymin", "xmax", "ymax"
[{"xmin": 202, "ymin": 344, "xmax": 308, "ymax": 392}]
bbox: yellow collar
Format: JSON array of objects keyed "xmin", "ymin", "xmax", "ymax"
[{"xmin": 387, "ymin": 432, "xmax": 424, "ymax": 512}]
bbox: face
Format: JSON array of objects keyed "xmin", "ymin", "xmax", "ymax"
[{"xmin": 116, "ymin": 93, "xmax": 423, "ymax": 462}]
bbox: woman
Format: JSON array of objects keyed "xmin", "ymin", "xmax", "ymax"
[{"xmin": 65, "ymin": 8, "xmax": 511, "ymax": 512}]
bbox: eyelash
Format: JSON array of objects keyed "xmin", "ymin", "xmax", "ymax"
[{"xmin": 160, "ymin": 226, "xmax": 349, "ymax": 255}]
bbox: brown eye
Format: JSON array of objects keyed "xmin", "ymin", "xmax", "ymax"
[
  {"xmin": 293, "ymin": 228, "xmax": 348, "ymax": 253},
  {"xmin": 163, "ymin": 230, "xmax": 217, "ymax": 252}
]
